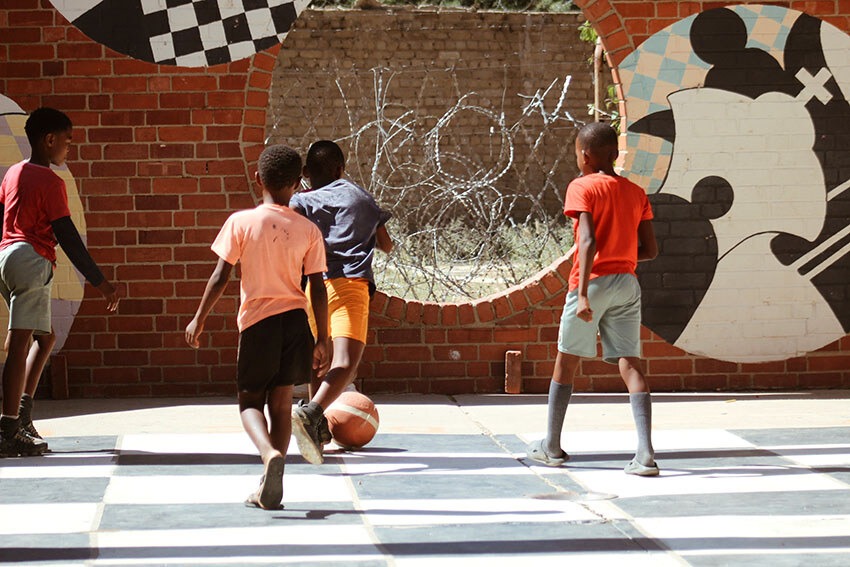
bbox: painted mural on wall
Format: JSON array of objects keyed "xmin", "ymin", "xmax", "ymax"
[
  {"xmin": 619, "ymin": 5, "xmax": 850, "ymax": 363},
  {"xmin": 50, "ymin": 0, "xmax": 310, "ymax": 67},
  {"xmin": 0, "ymin": 95, "xmax": 87, "ymax": 360}
]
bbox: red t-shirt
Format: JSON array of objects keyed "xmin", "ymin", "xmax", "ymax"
[
  {"xmin": 564, "ymin": 173, "xmax": 653, "ymax": 291},
  {"xmin": 0, "ymin": 161, "xmax": 71, "ymax": 264}
]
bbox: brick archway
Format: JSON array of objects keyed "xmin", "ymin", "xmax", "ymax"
[{"xmin": 241, "ymin": 2, "xmax": 850, "ymax": 395}]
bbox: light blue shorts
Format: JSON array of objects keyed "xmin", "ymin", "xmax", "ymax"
[
  {"xmin": 0, "ymin": 241, "xmax": 54, "ymax": 335},
  {"xmin": 558, "ymin": 273, "xmax": 641, "ymax": 364}
]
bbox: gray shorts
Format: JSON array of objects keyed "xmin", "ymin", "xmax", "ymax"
[
  {"xmin": 0, "ymin": 241, "xmax": 54, "ymax": 334},
  {"xmin": 558, "ymin": 273, "xmax": 642, "ymax": 364}
]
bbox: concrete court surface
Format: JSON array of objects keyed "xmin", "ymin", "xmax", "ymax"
[{"xmin": 0, "ymin": 391, "xmax": 849, "ymax": 566}]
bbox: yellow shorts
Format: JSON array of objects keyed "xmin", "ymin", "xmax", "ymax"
[{"xmin": 307, "ymin": 277, "xmax": 370, "ymax": 343}]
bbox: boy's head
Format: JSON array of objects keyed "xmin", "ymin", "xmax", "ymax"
[
  {"xmin": 25, "ymin": 107, "xmax": 73, "ymax": 166},
  {"xmin": 303, "ymin": 140, "xmax": 345, "ymax": 188},
  {"xmin": 256, "ymin": 145, "xmax": 302, "ymax": 197},
  {"xmin": 575, "ymin": 122, "xmax": 619, "ymax": 175}
]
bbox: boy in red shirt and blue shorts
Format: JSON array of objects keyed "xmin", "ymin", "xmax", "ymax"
[
  {"xmin": 0, "ymin": 108, "xmax": 119, "ymax": 458},
  {"xmin": 186, "ymin": 145, "xmax": 330, "ymax": 509},
  {"xmin": 526, "ymin": 122, "xmax": 661, "ymax": 476}
]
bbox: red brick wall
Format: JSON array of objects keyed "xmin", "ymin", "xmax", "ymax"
[
  {"xmin": 0, "ymin": 0, "xmax": 280, "ymax": 396},
  {"xmin": 1, "ymin": 1, "xmax": 848, "ymax": 397}
]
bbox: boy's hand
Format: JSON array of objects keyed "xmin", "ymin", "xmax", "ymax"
[
  {"xmin": 97, "ymin": 280, "xmax": 120, "ymax": 312},
  {"xmin": 576, "ymin": 295, "xmax": 594, "ymax": 322},
  {"xmin": 185, "ymin": 318, "xmax": 204, "ymax": 349},
  {"xmin": 313, "ymin": 338, "xmax": 330, "ymax": 376}
]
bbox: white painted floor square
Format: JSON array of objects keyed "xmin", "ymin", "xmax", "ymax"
[
  {"xmin": 359, "ymin": 497, "xmax": 598, "ymax": 526},
  {"xmin": 0, "ymin": 503, "xmax": 99, "ymax": 535},
  {"xmin": 636, "ymin": 515, "xmax": 850, "ymax": 557},
  {"xmin": 103, "ymin": 473, "xmax": 351, "ymax": 504}
]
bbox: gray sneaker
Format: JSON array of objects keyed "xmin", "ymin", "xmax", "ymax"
[
  {"xmin": 526, "ymin": 439, "xmax": 568, "ymax": 467},
  {"xmin": 0, "ymin": 422, "xmax": 48, "ymax": 457},
  {"xmin": 624, "ymin": 458, "xmax": 660, "ymax": 476},
  {"xmin": 292, "ymin": 402, "xmax": 324, "ymax": 465}
]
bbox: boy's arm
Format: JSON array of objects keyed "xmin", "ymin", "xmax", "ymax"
[
  {"xmin": 307, "ymin": 272, "xmax": 330, "ymax": 375},
  {"xmin": 576, "ymin": 211, "xmax": 596, "ymax": 322},
  {"xmin": 185, "ymin": 258, "xmax": 233, "ymax": 348},
  {"xmin": 375, "ymin": 224, "xmax": 393, "ymax": 254},
  {"xmin": 637, "ymin": 220, "xmax": 658, "ymax": 261},
  {"xmin": 52, "ymin": 216, "xmax": 119, "ymax": 311}
]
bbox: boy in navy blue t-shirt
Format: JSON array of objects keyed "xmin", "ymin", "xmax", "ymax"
[{"xmin": 289, "ymin": 140, "xmax": 392, "ymax": 463}]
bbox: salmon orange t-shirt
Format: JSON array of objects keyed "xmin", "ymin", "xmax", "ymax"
[
  {"xmin": 564, "ymin": 173, "xmax": 653, "ymax": 292},
  {"xmin": 212, "ymin": 203, "xmax": 327, "ymax": 332},
  {"xmin": 0, "ymin": 160, "xmax": 71, "ymax": 263}
]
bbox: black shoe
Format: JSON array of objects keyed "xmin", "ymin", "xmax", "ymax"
[
  {"xmin": 291, "ymin": 401, "xmax": 324, "ymax": 465},
  {"xmin": 319, "ymin": 414, "xmax": 332, "ymax": 445},
  {"xmin": 19, "ymin": 395, "xmax": 42, "ymax": 439},
  {"xmin": 0, "ymin": 419, "xmax": 48, "ymax": 457}
]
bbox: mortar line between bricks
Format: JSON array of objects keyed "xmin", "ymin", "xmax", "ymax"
[{"xmin": 447, "ymin": 394, "xmax": 691, "ymax": 565}]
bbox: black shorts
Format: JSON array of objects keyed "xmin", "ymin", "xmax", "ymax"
[{"xmin": 237, "ymin": 309, "xmax": 314, "ymax": 394}]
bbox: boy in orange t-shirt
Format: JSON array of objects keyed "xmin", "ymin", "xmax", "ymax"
[
  {"xmin": 526, "ymin": 122, "xmax": 661, "ymax": 476},
  {"xmin": 186, "ymin": 145, "xmax": 330, "ymax": 510}
]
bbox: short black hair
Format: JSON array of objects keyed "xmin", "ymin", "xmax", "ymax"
[
  {"xmin": 576, "ymin": 122, "xmax": 618, "ymax": 158},
  {"xmin": 24, "ymin": 107, "xmax": 72, "ymax": 146},
  {"xmin": 305, "ymin": 140, "xmax": 345, "ymax": 180},
  {"xmin": 258, "ymin": 145, "xmax": 301, "ymax": 191}
]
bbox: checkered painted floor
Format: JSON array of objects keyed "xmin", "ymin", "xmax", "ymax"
[{"xmin": 1, "ymin": 426, "xmax": 849, "ymax": 566}]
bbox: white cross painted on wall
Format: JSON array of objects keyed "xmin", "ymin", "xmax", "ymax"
[{"xmin": 796, "ymin": 67, "xmax": 833, "ymax": 104}]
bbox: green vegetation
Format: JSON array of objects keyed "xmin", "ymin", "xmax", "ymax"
[{"xmin": 374, "ymin": 218, "xmax": 574, "ymax": 303}]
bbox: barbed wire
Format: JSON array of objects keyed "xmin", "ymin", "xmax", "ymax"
[
  {"xmin": 269, "ymin": 64, "xmax": 582, "ymax": 302},
  {"xmin": 310, "ymin": 0, "xmax": 580, "ymax": 13}
]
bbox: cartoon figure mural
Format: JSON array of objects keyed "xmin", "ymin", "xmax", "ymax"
[
  {"xmin": 0, "ymin": 95, "xmax": 87, "ymax": 362},
  {"xmin": 49, "ymin": 0, "xmax": 309, "ymax": 67},
  {"xmin": 619, "ymin": 5, "xmax": 850, "ymax": 363}
]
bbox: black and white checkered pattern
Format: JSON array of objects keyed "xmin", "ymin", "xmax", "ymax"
[
  {"xmin": 141, "ymin": 0, "xmax": 300, "ymax": 66},
  {"xmin": 53, "ymin": 0, "xmax": 304, "ymax": 68},
  {"xmin": 3, "ymin": 428, "xmax": 850, "ymax": 565}
]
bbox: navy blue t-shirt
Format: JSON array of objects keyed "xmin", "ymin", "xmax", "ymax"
[{"xmin": 290, "ymin": 179, "xmax": 391, "ymax": 286}]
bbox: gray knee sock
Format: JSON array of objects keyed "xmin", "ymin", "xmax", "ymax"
[
  {"xmin": 544, "ymin": 381, "xmax": 572, "ymax": 456},
  {"xmin": 630, "ymin": 392, "xmax": 655, "ymax": 465}
]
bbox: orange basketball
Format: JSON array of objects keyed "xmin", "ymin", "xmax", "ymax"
[{"xmin": 325, "ymin": 392, "xmax": 379, "ymax": 449}]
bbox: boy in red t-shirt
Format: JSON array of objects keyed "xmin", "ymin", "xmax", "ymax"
[
  {"xmin": 186, "ymin": 145, "xmax": 330, "ymax": 510},
  {"xmin": 526, "ymin": 122, "xmax": 661, "ymax": 476},
  {"xmin": 0, "ymin": 108, "xmax": 119, "ymax": 459}
]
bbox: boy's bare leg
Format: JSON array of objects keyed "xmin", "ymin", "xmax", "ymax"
[
  {"xmin": 17, "ymin": 331, "xmax": 57, "ymax": 439},
  {"xmin": 618, "ymin": 356, "xmax": 649, "ymax": 394},
  {"xmin": 310, "ymin": 337, "xmax": 364, "ymax": 409},
  {"xmin": 618, "ymin": 357, "xmax": 657, "ymax": 474},
  {"xmin": 299, "ymin": 338, "xmax": 364, "ymax": 454},
  {"xmin": 238, "ymin": 389, "xmax": 285, "ymax": 509},
  {"xmin": 0, "ymin": 328, "xmax": 48, "ymax": 456},
  {"xmin": 24, "ymin": 331, "xmax": 56, "ymax": 397},
  {"xmin": 238, "ymin": 390, "xmax": 280, "ymax": 463},
  {"xmin": 2, "ymin": 329, "xmax": 34, "ymax": 416},
  {"xmin": 267, "ymin": 385, "xmax": 294, "ymax": 455}
]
